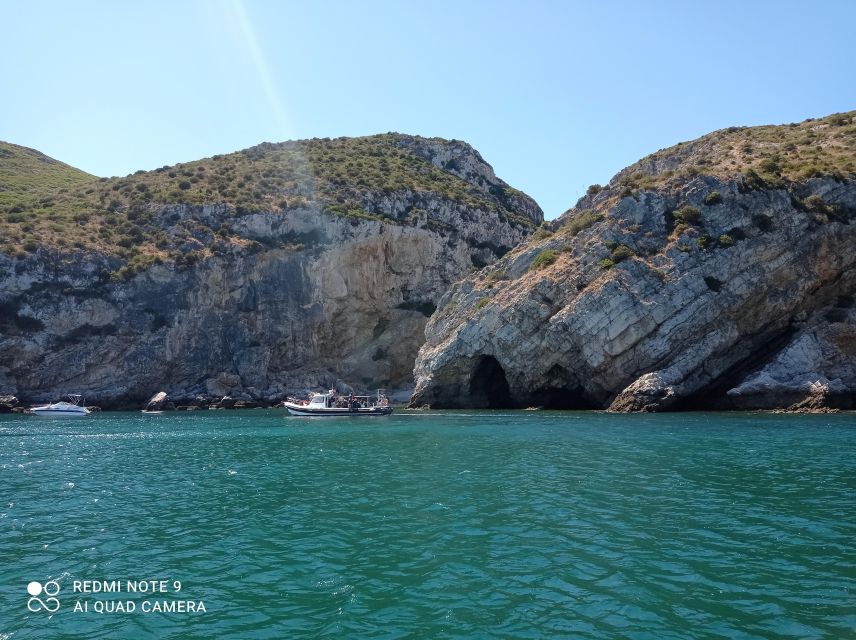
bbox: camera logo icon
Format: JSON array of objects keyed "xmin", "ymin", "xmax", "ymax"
[{"xmin": 27, "ymin": 580, "xmax": 60, "ymax": 613}]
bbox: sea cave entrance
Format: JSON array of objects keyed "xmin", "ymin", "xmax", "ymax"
[
  {"xmin": 469, "ymin": 355, "xmax": 514, "ymax": 409},
  {"xmin": 527, "ymin": 386, "xmax": 598, "ymax": 409},
  {"xmin": 527, "ymin": 364, "xmax": 598, "ymax": 409}
]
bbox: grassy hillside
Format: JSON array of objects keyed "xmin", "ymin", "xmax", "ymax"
[
  {"xmin": 496, "ymin": 110, "xmax": 856, "ymax": 273},
  {"xmin": 0, "ymin": 134, "xmax": 533, "ymax": 261},
  {"xmin": 601, "ymin": 110, "xmax": 855, "ymax": 200},
  {"xmin": 0, "ymin": 141, "xmax": 95, "ymax": 210}
]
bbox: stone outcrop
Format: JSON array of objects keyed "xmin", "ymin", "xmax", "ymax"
[
  {"xmin": 411, "ymin": 114, "xmax": 856, "ymax": 411},
  {"xmin": 783, "ymin": 381, "xmax": 840, "ymax": 413},
  {"xmin": 0, "ymin": 395, "xmax": 19, "ymax": 413},
  {"xmin": 0, "ymin": 135, "xmax": 541, "ymax": 408}
]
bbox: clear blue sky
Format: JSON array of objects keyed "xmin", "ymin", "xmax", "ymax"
[{"xmin": 1, "ymin": 0, "xmax": 854, "ymax": 218}]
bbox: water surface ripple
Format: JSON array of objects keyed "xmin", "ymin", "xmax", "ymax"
[{"xmin": 0, "ymin": 411, "xmax": 853, "ymax": 638}]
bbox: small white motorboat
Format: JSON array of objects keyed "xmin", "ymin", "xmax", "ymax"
[
  {"xmin": 284, "ymin": 389, "xmax": 393, "ymax": 417},
  {"xmin": 30, "ymin": 394, "xmax": 91, "ymax": 417}
]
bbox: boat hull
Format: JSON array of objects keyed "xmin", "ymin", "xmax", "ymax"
[
  {"xmin": 30, "ymin": 396, "xmax": 91, "ymax": 417},
  {"xmin": 284, "ymin": 404, "xmax": 393, "ymax": 417},
  {"xmin": 30, "ymin": 409, "xmax": 89, "ymax": 417}
]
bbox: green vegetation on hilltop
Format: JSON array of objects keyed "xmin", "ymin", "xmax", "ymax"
[
  {"xmin": 510, "ymin": 110, "xmax": 856, "ymax": 284},
  {"xmin": 614, "ymin": 111, "xmax": 856, "ymax": 195},
  {"xmin": 0, "ymin": 134, "xmax": 531, "ymax": 260},
  {"xmin": 550, "ymin": 111, "xmax": 855, "ymax": 242},
  {"xmin": 0, "ymin": 142, "xmax": 95, "ymax": 211}
]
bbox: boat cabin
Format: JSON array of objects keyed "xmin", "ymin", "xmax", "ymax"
[{"xmin": 308, "ymin": 393, "xmax": 332, "ymax": 408}]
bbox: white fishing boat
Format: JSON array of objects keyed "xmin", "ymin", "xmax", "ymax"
[
  {"xmin": 284, "ymin": 389, "xmax": 393, "ymax": 417},
  {"xmin": 30, "ymin": 394, "xmax": 91, "ymax": 417}
]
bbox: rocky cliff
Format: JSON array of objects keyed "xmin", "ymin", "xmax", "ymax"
[
  {"xmin": 411, "ymin": 112, "xmax": 856, "ymax": 411},
  {"xmin": 0, "ymin": 135, "xmax": 542, "ymax": 407}
]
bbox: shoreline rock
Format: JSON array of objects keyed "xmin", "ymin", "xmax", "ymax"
[{"xmin": 0, "ymin": 395, "xmax": 19, "ymax": 413}]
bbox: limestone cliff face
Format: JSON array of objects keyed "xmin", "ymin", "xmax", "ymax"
[
  {"xmin": 0, "ymin": 135, "xmax": 542, "ymax": 407},
  {"xmin": 411, "ymin": 113, "xmax": 856, "ymax": 410}
]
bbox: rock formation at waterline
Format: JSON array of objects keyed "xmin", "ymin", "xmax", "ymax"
[
  {"xmin": 0, "ymin": 136, "xmax": 542, "ymax": 407},
  {"xmin": 411, "ymin": 112, "xmax": 856, "ymax": 411}
]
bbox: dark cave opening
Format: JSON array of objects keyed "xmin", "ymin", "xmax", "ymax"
[
  {"xmin": 528, "ymin": 365, "xmax": 598, "ymax": 409},
  {"xmin": 469, "ymin": 355, "xmax": 514, "ymax": 408},
  {"xmin": 528, "ymin": 386, "xmax": 598, "ymax": 409}
]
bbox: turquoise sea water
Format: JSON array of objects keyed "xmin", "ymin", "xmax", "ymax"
[{"xmin": 0, "ymin": 410, "xmax": 854, "ymax": 639}]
